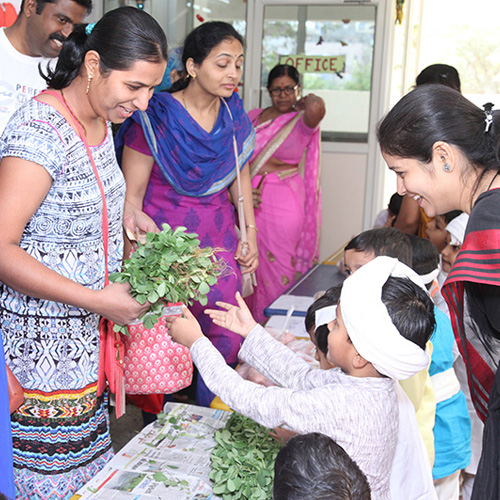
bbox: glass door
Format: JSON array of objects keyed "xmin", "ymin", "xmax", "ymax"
[
  {"xmin": 245, "ymin": 0, "xmax": 394, "ymax": 228},
  {"xmin": 253, "ymin": 3, "xmax": 376, "ymax": 142}
]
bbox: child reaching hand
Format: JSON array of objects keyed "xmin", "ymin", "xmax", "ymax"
[{"xmin": 167, "ymin": 257, "xmax": 437, "ymax": 500}]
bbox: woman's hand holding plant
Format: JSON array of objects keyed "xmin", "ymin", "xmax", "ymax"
[{"xmin": 92, "ymin": 282, "xmax": 150, "ymax": 326}]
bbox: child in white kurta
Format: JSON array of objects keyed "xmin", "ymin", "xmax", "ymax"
[
  {"xmin": 168, "ymin": 257, "xmax": 437, "ymax": 500},
  {"xmin": 191, "ymin": 324, "xmax": 397, "ymax": 499}
]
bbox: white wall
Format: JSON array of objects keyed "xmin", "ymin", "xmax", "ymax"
[{"xmin": 318, "ymin": 149, "xmax": 367, "ymax": 260}]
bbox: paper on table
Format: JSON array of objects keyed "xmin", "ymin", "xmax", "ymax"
[
  {"xmin": 72, "ymin": 403, "xmax": 230, "ymax": 500},
  {"xmin": 264, "ymin": 294, "xmax": 314, "ymax": 317},
  {"xmin": 266, "ymin": 315, "xmax": 309, "ymax": 339}
]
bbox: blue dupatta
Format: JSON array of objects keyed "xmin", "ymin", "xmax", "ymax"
[{"xmin": 115, "ymin": 91, "xmax": 255, "ymax": 197}]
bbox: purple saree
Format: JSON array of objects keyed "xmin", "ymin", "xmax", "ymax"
[{"xmin": 116, "ymin": 92, "xmax": 255, "ymax": 406}]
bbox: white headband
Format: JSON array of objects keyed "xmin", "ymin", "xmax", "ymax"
[
  {"xmin": 419, "ymin": 266, "xmax": 439, "ymax": 286},
  {"xmin": 446, "ymin": 213, "xmax": 469, "ymax": 246},
  {"xmin": 340, "ymin": 256, "xmax": 430, "ymax": 380},
  {"xmin": 315, "ymin": 306, "xmax": 337, "ymax": 329}
]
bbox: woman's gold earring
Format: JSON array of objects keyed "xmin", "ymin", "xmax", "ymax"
[{"xmin": 86, "ymin": 74, "xmax": 93, "ymax": 95}]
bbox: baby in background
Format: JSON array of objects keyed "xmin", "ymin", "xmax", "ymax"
[{"xmin": 167, "ymin": 257, "xmax": 437, "ymax": 500}]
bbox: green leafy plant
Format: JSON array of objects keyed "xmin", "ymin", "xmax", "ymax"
[
  {"xmin": 110, "ymin": 223, "xmax": 226, "ymax": 334},
  {"xmin": 209, "ymin": 413, "xmax": 282, "ymax": 500}
]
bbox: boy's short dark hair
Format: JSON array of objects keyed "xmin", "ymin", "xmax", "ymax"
[
  {"xmin": 305, "ymin": 285, "xmax": 343, "ymax": 355},
  {"xmin": 273, "ymin": 433, "xmax": 372, "ymax": 500},
  {"xmin": 381, "ymin": 277, "xmax": 435, "ymax": 350},
  {"xmin": 305, "ymin": 285, "xmax": 342, "ymax": 334},
  {"xmin": 345, "ymin": 227, "xmax": 412, "ymax": 267},
  {"xmin": 407, "ymin": 234, "xmax": 440, "ymax": 276}
]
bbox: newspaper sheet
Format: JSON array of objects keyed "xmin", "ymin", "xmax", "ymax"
[{"xmin": 73, "ymin": 403, "xmax": 230, "ymax": 500}]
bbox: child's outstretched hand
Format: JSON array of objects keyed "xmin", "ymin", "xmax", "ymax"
[
  {"xmin": 269, "ymin": 427, "xmax": 297, "ymax": 445},
  {"xmin": 205, "ymin": 291, "xmax": 257, "ymax": 338},
  {"xmin": 165, "ymin": 306, "xmax": 204, "ymax": 348}
]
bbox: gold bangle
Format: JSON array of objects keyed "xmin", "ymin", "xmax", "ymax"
[{"xmin": 246, "ymin": 224, "xmax": 258, "ymax": 232}]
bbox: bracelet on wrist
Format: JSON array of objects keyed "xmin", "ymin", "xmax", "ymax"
[{"xmin": 246, "ymin": 224, "xmax": 258, "ymax": 232}]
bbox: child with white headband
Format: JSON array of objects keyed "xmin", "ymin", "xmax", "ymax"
[
  {"xmin": 167, "ymin": 256, "xmax": 437, "ymax": 500},
  {"xmin": 304, "ymin": 286, "xmax": 341, "ymax": 370},
  {"xmin": 441, "ymin": 213, "xmax": 469, "ymax": 275},
  {"xmin": 344, "ymin": 227, "xmax": 436, "ymax": 468}
]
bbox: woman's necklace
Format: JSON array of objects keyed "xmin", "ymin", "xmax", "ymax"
[
  {"xmin": 60, "ymin": 89, "xmax": 107, "ymax": 139},
  {"xmin": 61, "ymin": 88, "xmax": 87, "ymax": 136},
  {"xmin": 182, "ymin": 89, "xmax": 218, "ymax": 130},
  {"xmin": 487, "ymin": 170, "xmax": 500, "ymax": 190}
]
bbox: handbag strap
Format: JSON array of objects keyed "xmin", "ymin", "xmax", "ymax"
[
  {"xmin": 40, "ymin": 90, "xmax": 110, "ymax": 285},
  {"xmin": 221, "ymin": 98, "xmax": 248, "ymax": 249}
]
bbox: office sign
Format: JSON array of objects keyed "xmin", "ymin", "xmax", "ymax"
[{"xmin": 279, "ymin": 55, "xmax": 346, "ymax": 74}]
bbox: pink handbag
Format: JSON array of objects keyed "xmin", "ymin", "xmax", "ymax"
[{"xmin": 123, "ymin": 304, "xmax": 193, "ymax": 395}]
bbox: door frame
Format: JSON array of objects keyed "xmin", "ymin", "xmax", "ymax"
[{"xmin": 244, "ymin": 0, "xmax": 396, "ymax": 229}]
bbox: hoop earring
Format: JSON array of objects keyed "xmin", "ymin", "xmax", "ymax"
[
  {"xmin": 86, "ymin": 74, "xmax": 93, "ymax": 95},
  {"xmin": 443, "ymin": 163, "xmax": 451, "ymax": 172}
]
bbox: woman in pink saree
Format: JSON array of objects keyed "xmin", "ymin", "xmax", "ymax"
[{"xmin": 247, "ymin": 65, "xmax": 325, "ymax": 323}]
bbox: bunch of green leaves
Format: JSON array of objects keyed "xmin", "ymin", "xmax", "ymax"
[
  {"xmin": 209, "ymin": 412, "xmax": 282, "ymax": 500},
  {"xmin": 110, "ymin": 223, "xmax": 226, "ymax": 334}
]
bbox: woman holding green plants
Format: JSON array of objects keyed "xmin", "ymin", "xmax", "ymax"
[
  {"xmin": 117, "ymin": 21, "xmax": 257, "ymax": 407},
  {"xmin": 0, "ymin": 8, "xmax": 166, "ymax": 498}
]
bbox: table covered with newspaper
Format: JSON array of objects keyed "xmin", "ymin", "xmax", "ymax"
[{"xmin": 72, "ymin": 402, "xmax": 231, "ymax": 500}]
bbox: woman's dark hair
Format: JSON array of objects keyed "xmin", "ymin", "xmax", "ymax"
[
  {"xmin": 267, "ymin": 64, "xmax": 300, "ymax": 89},
  {"xmin": 416, "ymin": 63, "xmax": 461, "ymax": 92},
  {"xmin": 381, "ymin": 277, "xmax": 435, "ymax": 350},
  {"xmin": 169, "ymin": 21, "xmax": 244, "ymax": 93},
  {"xmin": 43, "ymin": 7, "xmax": 167, "ymax": 89},
  {"xmin": 387, "ymin": 192, "xmax": 403, "ymax": 218},
  {"xmin": 377, "ymin": 85, "xmax": 500, "ymax": 205}
]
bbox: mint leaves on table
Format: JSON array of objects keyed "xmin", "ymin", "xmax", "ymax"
[
  {"xmin": 209, "ymin": 413, "xmax": 282, "ymax": 500},
  {"xmin": 110, "ymin": 223, "xmax": 226, "ymax": 334}
]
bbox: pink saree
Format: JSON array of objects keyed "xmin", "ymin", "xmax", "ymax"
[{"xmin": 246, "ymin": 109, "xmax": 321, "ymax": 323}]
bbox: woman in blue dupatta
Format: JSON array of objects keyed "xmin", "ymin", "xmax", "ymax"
[{"xmin": 116, "ymin": 22, "xmax": 257, "ymax": 407}]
